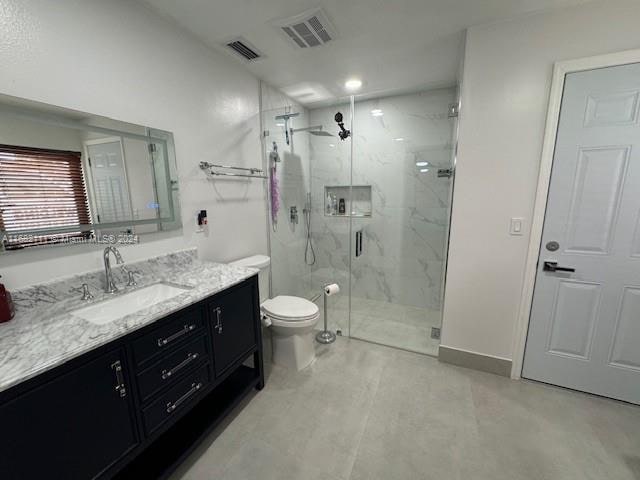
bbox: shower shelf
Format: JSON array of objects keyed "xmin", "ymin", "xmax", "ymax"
[
  {"xmin": 324, "ymin": 185, "xmax": 372, "ymax": 218},
  {"xmin": 325, "ymin": 212, "xmax": 372, "ymax": 218}
]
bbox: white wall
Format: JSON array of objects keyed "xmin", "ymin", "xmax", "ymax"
[
  {"xmin": 0, "ymin": 0, "xmax": 265, "ymax": 289},
  {"xmin": 0, "ymin": 115, "xmax": 83, "ymax": 152},
  {"xmin": 442, "ymin": 0, "xmax": 640, "ymax": 360}
]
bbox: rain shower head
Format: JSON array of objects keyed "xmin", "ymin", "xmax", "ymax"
[
  {"xmin": 290, "ymin": 125, "xmax": 334, "ymax": 137},
  {"xmin": 309, "ymin": 130, "xmax": 333, "ymax": 137}
]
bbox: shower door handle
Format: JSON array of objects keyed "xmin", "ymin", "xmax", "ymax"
[{"xmin": 355, "ymin": 230, "xmax": 363, "ymax": 257}]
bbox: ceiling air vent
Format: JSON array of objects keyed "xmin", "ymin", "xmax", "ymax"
[
  {"xmin": 225, "ymin": 37, "xmax": 263, "ymax": 61},
  {"xmin": 274, "ymin": 8, "xmax": 337, "ymax": 49}
]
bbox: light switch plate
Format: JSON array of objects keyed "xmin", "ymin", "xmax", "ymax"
[{"xmin": 510, "ymin": 217, "xmax": 524, "ymax": 236}]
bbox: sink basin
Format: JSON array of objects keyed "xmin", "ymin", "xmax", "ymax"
[{"xmin": 72, "ymin": 282, "xmax": 193, "ymax": 325}]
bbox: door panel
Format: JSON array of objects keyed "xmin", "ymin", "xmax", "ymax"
[
  {"xmin": 0, "ymin": 348, "xmax": 138, "ymax": 479},
  {"xmin": 523, "ymin": 62, "xmax": 640, "ymax": 405},
  {"xmin": 210, "ymin": 282, "xmax": 258, "ymax": 376},
  {"xmin": 564, "ymin": 146, "xmax": 628, "ymax": 254},
  {"xmin": 86, "ymin": 139, "xmax": 133, "ymax": 223},
  {"xmin": 547, "ymin": 280, "xmax": 601, "ymax": 359},
  {"xmin": 609, "ymin": 286, "xmax": 640, "ymax": 371},
  {"xmin": 584, "ymin": 90, "xmax": 639, "ymax": 126}
]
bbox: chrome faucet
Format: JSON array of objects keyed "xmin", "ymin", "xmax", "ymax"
[{"xmin": 103, "ymin": 246, "xmax": 124, "ymax": 294}]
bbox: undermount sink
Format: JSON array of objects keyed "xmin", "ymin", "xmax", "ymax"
[{"xmin": 72, "ymin": 282, "xmax": 193, "ymax": 325}]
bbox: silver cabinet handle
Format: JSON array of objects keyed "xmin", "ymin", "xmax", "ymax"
[
  {"xmin": 161, "ymin": 352, "xmax": 199, "ymax": 380},
  {"xmin": 166, "ymin": 382, "xmax": 202, "ymax": 413},
  {"xmin": 214, "ymin": 307, "xmax": 223, "ymax": 334},
  {"xmin": 157, "ymin": 324, "xmax": 196, "ymax": 347},
  {"xmin": 111, "ymin": 360, "xmax": 127, "ymax": 398}
]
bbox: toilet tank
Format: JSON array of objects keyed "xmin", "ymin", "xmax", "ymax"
[{"xmin": 228, "ymin": 255, "xmax": 270, "ymax": 303}]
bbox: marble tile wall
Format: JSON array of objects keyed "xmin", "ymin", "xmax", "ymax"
[{"xmin": 309, "ymin": 88, "xmax": 455, "ymax": 311}]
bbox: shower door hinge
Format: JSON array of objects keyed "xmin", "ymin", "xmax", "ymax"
[
  {"xmin": 437, "ymin": 168, "xmax": 454, "ymax": 178},
  {"xmin": 263, "ymin": 130, "xmax": 270, "ymax": 137},
  {"xmin": 448, "ymin": 102, "xmax": 459, "ymax": 118},
  {"xmin": 430, "ymin": 327, "xmax": 441, "ymax": 340},
  {"xmin": 148, "ymin": 143, "xmax": 157, "ymax": 153}
]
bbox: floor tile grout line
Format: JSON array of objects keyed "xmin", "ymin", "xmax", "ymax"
[{"xmin": 344, "ymin": 347, "xmax": 391, "ymax": 480}]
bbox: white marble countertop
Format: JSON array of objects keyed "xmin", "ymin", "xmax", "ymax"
[{"xmin": 0, "ymin": 249, "xmax": 258, "ymax": 394}]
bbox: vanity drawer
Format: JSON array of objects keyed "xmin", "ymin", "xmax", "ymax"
[
  {"xmin": 142, "ymin": 364, "xmax": 211, "ymax": 435},
  {"xmin": 132, "ymin": 307, "xmax": 205, "ymax": 367},
  {"xmin": 137, "ymin": 335, "xmax": 209, "ymax": 402}
]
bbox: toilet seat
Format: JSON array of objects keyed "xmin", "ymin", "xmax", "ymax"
[{"xmin": 261, "ymin": 295, "xmax": 319, "ymax": 322}]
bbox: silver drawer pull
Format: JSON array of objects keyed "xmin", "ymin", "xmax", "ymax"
[
  {"xmin": 214, "ymin": 307, "xmax": 223, "ymax": 334},
  {"xmin": 111, "ymin": 360, "xmax": 127, "ymax": 398},
  {"xmin": 161, "ymin": 352, "xmax": 199, "ymax": 380},
  {"xmin": 157, "ymin": 324, "xmax": 196, "ymax": 347},
  {"xmin": 166, "ymin": 382, "xmax": 202, "ymax": 413}
]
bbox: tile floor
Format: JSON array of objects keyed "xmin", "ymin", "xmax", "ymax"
[
  {"xmin": 318, "ymin": 295, "xmax": 441, "ymax": 356},
  {"xmin": 171, "ymin": 337, "xmax": 640, "ymax": 480}
]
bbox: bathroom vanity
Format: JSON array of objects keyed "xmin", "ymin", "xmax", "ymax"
[{"xmin": 0, "ymin": 250, "xmax": 263, "ymax": 479}]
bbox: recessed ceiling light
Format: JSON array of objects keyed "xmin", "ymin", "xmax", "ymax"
[
  {"xmin": 344, "ymin": 78, "xmax": 362, "ymax": 91},
  {"xmin": 420, "ymin": 168, "xmax": 429, "ymax": 173},
  {"xmin": 394, "ymin": 137, "xmax": 404, "ymax": 142},
  {"xmin": 329, "ymin": 144, "xmax": 335, "ymax": 148},
  {"xmin": 371, "ymin": 109, "xmax": 383, "ymax": 117},
  {"xmin": 416, "ymin": 161, "xmax": 429, "ymax": 167},
  {"xmin": 276, "ymin": 123, "xmax": 285, "ymax": 127}
]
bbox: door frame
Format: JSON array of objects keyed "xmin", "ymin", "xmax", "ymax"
[{"xmin": 511, "ymin": 48, "xmax": 640, "ymax": 379}]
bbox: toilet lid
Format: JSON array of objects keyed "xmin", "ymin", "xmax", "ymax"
[{"xmin": 261, "ymin": 296, "xmax": 319, "ymax": 322}]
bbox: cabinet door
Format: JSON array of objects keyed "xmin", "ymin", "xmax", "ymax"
[
  {"xmin": 0, "ymin": 348, "xmax": 138, "ymax": 479},
  {"xmin": 210, "ymin": 281, "xmax": 258, "ymax": 376}
]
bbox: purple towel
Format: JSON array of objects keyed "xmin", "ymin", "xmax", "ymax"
[{"xmin": 270, "ymin": 165, "xmax": 279, "ymax": 225}]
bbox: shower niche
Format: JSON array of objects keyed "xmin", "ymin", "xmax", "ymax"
[{"xmin": 324, "ymin": 185, "xmax": 372, "ymax": 218}]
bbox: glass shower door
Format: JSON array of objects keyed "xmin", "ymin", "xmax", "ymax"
[
  {"xmin": 308, "ymin": 97, "xmax": 354, "ymax": 335},
  {"xmin": 262, "ymin": 106, "xmax": 314, "ymax": 299},
  {"xmin": 348, "ymin": 89, "xmax": 456, "ymax": 355}
]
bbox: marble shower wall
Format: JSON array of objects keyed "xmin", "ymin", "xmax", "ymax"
[
  {"xmin": 261, "ymin": 85, "xmax": 312, "ymax": 299},
  {"xmin": 309, "ymin": 88, "xmax": 455, "ymax": 310}
]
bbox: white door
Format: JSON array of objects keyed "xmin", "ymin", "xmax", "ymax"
[
  {"xmin": 86, "ymin": 139, "xmax": 132, "ymax": 224},
  {"xmin": 523, "ymin": 62, "xmax": 640, "ymax": 405}
]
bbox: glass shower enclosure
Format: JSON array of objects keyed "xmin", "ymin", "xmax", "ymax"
[{"xmin": 263, "ymin": 87, "xmax": 456, "ymax": 356}]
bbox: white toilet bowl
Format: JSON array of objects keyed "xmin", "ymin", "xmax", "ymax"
[
  {"xmin": 261, "ymin": 295, "xmax": 320, "ymax": 370},
  {"xmin": 228, "ymin": 255, "xmax": 320, "ymax": 371}
]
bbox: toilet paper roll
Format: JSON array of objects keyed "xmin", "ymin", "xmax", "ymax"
[{"xmin": 324, "ymin": 283, "xmax": 340, "ymax": 296}]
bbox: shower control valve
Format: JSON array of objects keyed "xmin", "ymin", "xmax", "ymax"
[{"xmin": 290, "ymin": 206, "xmax": 299, "ymax": 225}]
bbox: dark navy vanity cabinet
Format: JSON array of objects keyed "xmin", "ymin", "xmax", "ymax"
[{"xmin": 0, "ymin": 276, "xmax": 263, "ymax": 480}]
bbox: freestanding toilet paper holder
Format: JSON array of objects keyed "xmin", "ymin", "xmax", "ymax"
[{"xmin": 316, "ymin": 283, "xmax": 338, "ymax": 344}]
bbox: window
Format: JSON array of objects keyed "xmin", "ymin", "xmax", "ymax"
[{"xmin": 0, "ymin": 144, "xmax": 92, "ymax": 249}]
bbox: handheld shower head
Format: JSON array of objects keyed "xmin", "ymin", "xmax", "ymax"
[{"xmin": 335, "ymin": 111, "xmax": 350, "ymax": 141}]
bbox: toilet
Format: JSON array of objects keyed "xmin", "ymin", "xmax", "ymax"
[{"xmin": 229, "ymin": 255, "xmax": 320, "ymax": 370}]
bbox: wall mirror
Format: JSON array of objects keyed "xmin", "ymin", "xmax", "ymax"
[{"xmin": 0, "ymin": 94, "xmax": 181, "ymax": 251}]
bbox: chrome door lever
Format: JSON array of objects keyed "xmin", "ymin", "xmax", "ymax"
[{"xmin": 543, "ymin": 261, "xmax": 575, "ymax": 273}]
